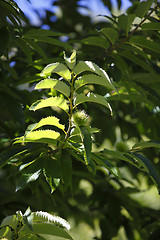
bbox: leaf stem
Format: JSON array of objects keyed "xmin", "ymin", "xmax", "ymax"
[{"xmin": 52, "ymin": 72, "xmax": 75, "ymax": 154}]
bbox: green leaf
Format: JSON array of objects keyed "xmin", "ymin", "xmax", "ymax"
[
  {"xmin": 32, "ymin": 211, "xmax": 71, "ymax": 230},
  {"xmin": 23, "ymin": 29, "xmax": 72, "ymax": 50},
  {"xmin": 132, "ymin": 141, "xmax": 160, "ymax": 150},
  {"xmin": 21, "ymin": 223, "xmax": 73, "ymax": 240},
  {"xmin": 108, "ymin": 93, "xmax": 153, "ymax": 106},
  {"xmin": 74, "ymin": 61, "xmax": 115, "ymax": 89},
  {"xmin": 79, "ymin": 126, "xmax": 92, "ymax": 165},
  {"xmin": 74, "ymin": 92, "xmax": 112, "ymax": 113},
  {"xmin": 81, "ymin": 36, "xmax": 109, "ymax": 49},
  {"xmin": 16, "ymin": 169, "xmax": 41, "ymax": 191},
  {"xmin": 41, "ymin": 62, "xmax": 71, "ymax": 81},
  {"xmin": 130, "ymin": 36, "xmax": 160, "ymax": 54},
  {"xmin": 15, "ymin": 37, "xmax": 33, "ymax": 64},
  {"xmin": 100, "ymin": 149, "xmax": 160, "ymax": 193},
  {"xmin": 43, "ymin": 157, "xmax": 61, "ymax": 193},
  {"xmin": 118, "ymin": 14, "xmax": 136, "ymax": 36},
  {"xmin": 29, "ymin": 97, "xmax": 69, "ymax": 113},
  {"xmin": 24, "ymin": 130, "xmax": 60, "ymax": 141},
  {"xmin": 35, "ymin": 79, "xmax": 70, "ymax": 98},
  {"xmin": 44, "ymin": 174, "xmax": 60, "ymax": 193},
  {"xmin": 100, "ymin": 27, "xmax": 118, "ymax": 45},
  {"xmin": 118, "ymin": 50, "xmax": 155, "ymax": 73},
  {"xmin": 132, "ymin": 153, "xmax": 160, "ymax": 193},
  {"xmin": 60, "ymin": 150, "xmax": 72, "ymax": 189},
  {"xmin": 74, "ymin": 74, "xmax": 115, "ymax": 91},
  {"xmin": 64, "ymin": 50, "xmax": 76, "ymax": 70},
  {"xmin": 1, "ymin": 215, "xmax": 18, "ymax": 229},
  {"xmin": 15, "ymin": 130, "xmax": 60, "ymax": 145},
  {"xmin": 27, "ymin": 35, "xmax": 72, "ymax": 50},
  {"xmin": 24, "ymin": 38, "xmax": 47, "ymax": 58},
  {"xmin": 134, "ymin": 0, "xmax": 154, "ymax": 18},
  {"xmin": 23, "ymin": 29, "xmax": 63, "ymax": 37},
  {"xmin": 92, "ymin": 153, "xmax": 120, "ymax": 178},
  {"xmin": 24, "ymin": 116, "xmax": 65, "ymax": 138},
  {"xmin": 141, "ymin": 22, "xmax": 160, "ymax": 30},
  {"xmin": 0, "ymin": 225, "xmax": 12, "ymax": 239}
]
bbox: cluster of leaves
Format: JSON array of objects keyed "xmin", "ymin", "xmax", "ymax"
[
  {"xmin": 9, "ymin": 47, "xmax": 160, "ymax": 195},
  {"xmin": 0, "ymin": 207, "xmax": 72, "ymax": 240},
  {"xmin": 81, "ymin": 0, "xmax": 160, "ymax": 107},
  {"xmin": 12, "ymin": 50, "xmax": 115, "ymax": 192}
]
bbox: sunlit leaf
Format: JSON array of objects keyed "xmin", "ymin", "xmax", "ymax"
[
  {"xmin": 74, "ymin": 61, "xmax": 114, "ymax": 89},
  {"xmin": 64, "ymin": 50, "xmax": 76, "ymax": 70},
  {"xmin": 14, "ymin": 130, "xmax": 60, "ymax": 145},
  {"xmin": 16, "ymin": 169, "xmax": 41, "ymax": 191},
  {"xmin": 29, "ymin": 97, "xmax": 69, "ymax": 113},
  {"xmin": 35, "ymin": 79, "xmax": 70, "ymax": 97},
  {"xmin": 75, "ymin": 74, "xmax": 115, "ymax": 91},
  {"xmin": 41, "ymin": 62, "xmax": 71, "ymax": 80},
  {"xmin": 32, "ymin": 211, "xmax": 71, "ymax": 230},
  {"xmin": 24, "ymin": 116, "xmax": 65, "ymax": 138},
  {"xmin": 74, "ymin": 92, "xmax": 112, "ymax": 113}
]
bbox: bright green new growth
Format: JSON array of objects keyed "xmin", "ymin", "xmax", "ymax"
[
  {"xmin": 14, "ymin": 50, "xmax": 160, "ymax": 193},
  {"xmin": 15, "ymin": 50, "xmax": 114, "ymax": 168}
]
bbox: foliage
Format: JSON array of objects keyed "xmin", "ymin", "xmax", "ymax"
[
  {"xmin": 0, "ymin": 207, "xmax": 72, "ymax": 240},
  {"xmin": 1, "ymin": 0, "xmax": 160, "ymax": 239}
]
